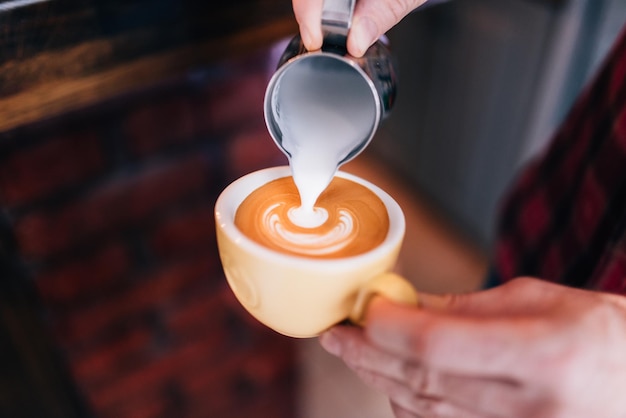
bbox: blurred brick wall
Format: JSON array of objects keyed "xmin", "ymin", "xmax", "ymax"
[{"xmin": 0, "ymin": 48, "xmax": 297, "ymax": 418}]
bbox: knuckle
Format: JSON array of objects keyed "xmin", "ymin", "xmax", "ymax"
[
  {"xmin": 506, "ymin": 276, "xmax": 541, "ymax": 290},
  {"xmin": 390, "ymin": 401, "xmax": 420, "ymax": 418},
  {"xmin": 388, "ymin": 0, "xmax": 413, "ymax": 21},
  {"xmin": 406, "ymin": 366, "xmax": 441, "ymax": 397},
  {"xmin": 407, "ymin": 319, "xmax": 442, "ymax": 364},
  {"xmin": 413, "ymin": 397, "xmax": 462, "ymax": 418}
]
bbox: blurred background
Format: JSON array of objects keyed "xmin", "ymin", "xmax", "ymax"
[{"xmin": 0, "ymin": 0, "xmax": 625, "ymax": 417}]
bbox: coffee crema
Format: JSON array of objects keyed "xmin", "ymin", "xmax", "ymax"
[{"xmin": 235, "ymin": 176, "xmax": 389, "ymax": 259}]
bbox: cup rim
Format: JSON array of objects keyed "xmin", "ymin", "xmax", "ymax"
[{"xmin": 214, "ymin": 166, "xmax": 405, "ymax": 270}]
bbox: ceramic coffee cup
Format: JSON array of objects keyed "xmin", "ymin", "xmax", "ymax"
[{"xmin": 214, "ymin": 166, "xmax": 418, "ymax": 338}]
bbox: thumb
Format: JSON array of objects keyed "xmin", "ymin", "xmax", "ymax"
[{"xmin": 370, "ymin": 277, "xmax": 561, "ymax": 319}]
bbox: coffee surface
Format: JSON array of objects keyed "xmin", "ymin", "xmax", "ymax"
[{"xmin": 235, "ymin": 176, "xmax": 389, "ymax": 259}]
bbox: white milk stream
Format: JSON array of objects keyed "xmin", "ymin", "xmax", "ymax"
[{"xmin": 271, "ymin": 56, "xmax": 378, "ymax": 228}]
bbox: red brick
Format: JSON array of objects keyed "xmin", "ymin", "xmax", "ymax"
[
  {"xmin": 53, "ymin": 256, "xmax": 217, "ymax": 346},
  {"xmin": 75, "ymin": 275, "xmax": 295, "ymax": 417},
  {"xmin": 182, "ymin": 339, "xmax": 296, "ymax": 417},
  {"xmin": 242, "ymin": 340, "xmax": 295, "ymax": 383},
  {"xmin": 180, "ymin": 351, "xmax": 258, "ymax": 414},
  {"xmin": 70, "ymin": 327, "xmax": 153, "ymax": 384},
  {"xmin": 196, "ymin": 72, "xmax": 268, "ymax": 135},
  {"xmin": 219, "ymin": 283, "xmax": 272, "ymax": 330},
  {"xmin": 235, "ymin": 396, "xmax": 296, "ymax": 418},
  {"xmin": 35, "ymin": 244, "xmax": 131, "ymax": 306},
  {"xmin": 225, "ymin": 122, "xmax": 287, "ymax": 178},
  {"xmin": 88, "ymin": 378, "xmax": 170, "ymax": 418},
  {"xmin": 125, "ymin": 96, "xmax": 196, "ymax": 157},
  {"xmin": 163, "ymin": 285, "xmax": 227, "ymax": 338},
  {"xmin": 98, "ymin": 391, "xmax": 168, "ymax": 418},
  {"xmin": 149, "ymin": 205, "xmax": 216, "ymax": 259},
  {"xmin": 74, "ymin": 295, "xmax": 294, "ymax": 415},
  {"xmin": 87, "ymin": 328, "xmax": 230, "ymax": 411},
  {"xmin": 182, "ymin": 338, "xmax": 294, "ymax": 398},
  {"xmin": 113, "ymin": 325, "xmax": 262, "ymax": 403},
  {"xmin": 14, "ymin": 155, "xmax": 211, "ymax": 260},
  {"xmin": 221, "ymin": 383, "xmax": 297, "ymax": 418},
  {"xmin": 0, "ymin": 131, "xmax": 104, "ymax": 207},
  {"xmin": 164, "ymin": 284, "xmax": 271, "ymax": 350}
]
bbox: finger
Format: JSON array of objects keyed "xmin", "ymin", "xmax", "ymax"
[
  {"xmin": 320, "ymin": 327, "xmax": 452, "ymax": 398},
  {"xmin": 322, "ymin": 313, "xmax": 534, "ymax": 378},
  {"xmin": 320, "ymin": 326, "xmax": 436, "ymax": 388},
  {"xmin": 389, "ymin": 396, "xmax": 480, "ymax": 418},
  {"xmin": 365, "ymin": 300, "xmax": 542, "ymax": 377},
  {"xmin": 319, "ymin": 329, "xmax": 469, "ymax": 416},
  {"xmin": 293, "ymin": 0, "xmax": 325, "ymax": 51},
  {"xmin": 321, "ymin": 330, "xmax": 535, "ymax": 417},
  {"xmin": 319, "ymin": 326, "xmax": 541, "ymax": 418},
  {"xmin": 416, "ymin": 277, "xmax": 564, "ymax": 317},
  {"xmin": 432, "ymin": 373, "xmax": 551, "ymax": 418},
  {"xmin": 359, "ymin": 367, "xmax": 546, "ymax": 418},
  {"xmin": 389, "ymin": 401, "xmax": 420, "ymax": 418},
  {"xmin": 347, "ymin": 0, "xmax": 428, "ymax": 56},
  {"xmin": 357, "ymin": 370, "xmax": 486, "ymax": 418},
  {"xmin": 319, "ymin": 325, "xmax": 402, "ymax": 369}
]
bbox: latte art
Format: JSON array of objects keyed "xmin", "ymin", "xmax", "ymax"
[
  {"xmin": 235, "ymin": 176, "xmax": 389, "ymax": 259},
  {"xmin": 263, "ymin": 202, "xmax": 356, "ymax": 256}
]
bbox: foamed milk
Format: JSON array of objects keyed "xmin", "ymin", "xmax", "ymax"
[
  {"xmin": 235, "ymin": 176, "xmax": 389, "ymax": 258},
  {"xmin": 270, "ymin": 56, "xmax": 378, "ymax": 227}
]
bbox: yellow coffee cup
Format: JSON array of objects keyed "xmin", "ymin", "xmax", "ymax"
[{"xmin": 215, "ymin": 166, "xmax": 417, "ymax": 338}]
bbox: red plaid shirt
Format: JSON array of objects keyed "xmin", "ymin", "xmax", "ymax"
[{"xmin": 494, "ymin": 25, "xmax": 626, "ymax": 294}]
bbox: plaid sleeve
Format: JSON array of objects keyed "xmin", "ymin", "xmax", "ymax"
[{"xmin": 494, "ymin": 24, "xmax": 626, "ymax": 294}]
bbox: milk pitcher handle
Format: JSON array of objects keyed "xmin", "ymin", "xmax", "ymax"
[{"xmin": 322, "ymin": 0, "xmax": 355, "ymax": 46}]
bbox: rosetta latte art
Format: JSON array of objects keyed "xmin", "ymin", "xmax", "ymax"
[
  {"xmin": 235, "ymin": 176, "xmax": 389, "ymax": 259},
  {"xmin": 265, "ymin": 203, "xmax": 355, "ymax": 256}
]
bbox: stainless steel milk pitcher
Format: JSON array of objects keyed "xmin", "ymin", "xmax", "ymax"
[{"xmin": 264, "ymin": 0, "xmax": 397, "ymax": 166}]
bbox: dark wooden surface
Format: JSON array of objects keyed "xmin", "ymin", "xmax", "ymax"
[{"xmin": 0, "ymin": 0, "xmax": 297, "ymax": 133}]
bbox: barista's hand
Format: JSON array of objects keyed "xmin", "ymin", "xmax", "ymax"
[
  {"xmin": 293, "ymin": 0, "xmax": 429, "ymax": 57},
  {"xmin": 319, "ymin": 277, "xmax": 626, "ymax": 417}
]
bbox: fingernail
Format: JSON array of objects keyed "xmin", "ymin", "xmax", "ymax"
[
  {"xmin": 319, "ymin": 330, "xmax": 342, "ymax": 356},
  {"xmin": 350, "ymin": 16, "xmax": 378, "ymax": 57}
]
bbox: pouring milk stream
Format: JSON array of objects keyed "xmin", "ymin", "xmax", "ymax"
[
  {"xmin": 264, "ymin": 0, "xmax": 396, "ymax": 226},
  {"xmin": 269, "ymin": 56, "xmax": 378, "ymax": 227}
]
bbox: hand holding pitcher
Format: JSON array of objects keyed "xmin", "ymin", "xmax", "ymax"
[{"xmin": 293, "ymin": 0, "xmax": 430, "ymax": 57}]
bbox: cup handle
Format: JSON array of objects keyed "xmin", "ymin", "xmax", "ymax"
[{"xmin": 349, "ymin": 273, "xmax": 419, "ymax": 325}]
